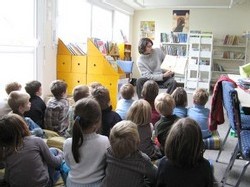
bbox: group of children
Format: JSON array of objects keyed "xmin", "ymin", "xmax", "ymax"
[{"xmin": 0, "ymin": 78, "xmax": 214, "ymax": 187}]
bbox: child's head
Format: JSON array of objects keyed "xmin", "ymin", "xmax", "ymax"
[
  {"xmin": 126, "ymin": 99, "xmax": 151, "ymax": 126},
  {"xmin": 155, "ymin": 93, "xmax": 175, "ymax": 116},
  {"xmin": 25, "ymin": 80, "xmax": 42, "ymax": 97},
  {"xmin": 50, "ymin": 80, "xmax": 67, "ymax": 99},
  {"xmin": 141, "ymin": 80, "xmax": 159, "ymax": 104},
  {"xmin": 72, "ymin": 85, "xmax": 89, "ymax": 102},
  {"xmin": 5, "ymin": 82, "xmax": 22, "ymax": 95},
  {"xmin": 171, "ymin": 87, "xmax": 187, "ymax": 107},
  {"xmin": 91, "ymin": 86, "xmax": 110, "ymax": 110},
  {"xmin": 8, "ymin": 91, "xmax": 31, "ymax": 114},
  {"xmin": 109, "ymin": 120, "xmax": 140, "ymax": 159},
  {"xmin": 165, "ymin": 117, "xmax": 204, "ymax": 168},
  {"xmin": 193, "ymin": 88, "xmax": 209, "ymax": 106},
  {"xmin": 72, "ymin": 97, "xmax": 102, "ymax": 163},
  {"xmin": 0, "ymin": 114, "xmax": 30, "ymax": 151},
  {"xmin": 120, "ymin": 83, "xmax": 135, "ymax": 100},
  {"xmin": 88, "ymin": 82, "xmax": 102, "ymax": 93}
]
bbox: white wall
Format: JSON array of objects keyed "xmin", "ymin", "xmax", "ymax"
[
  {"xmin": 43, "ymin": 4, "xmax": 250, "ymax": 96},
  {"xmin": 131, "ymin": 5, "xmax": 250, "ymax": 78}
]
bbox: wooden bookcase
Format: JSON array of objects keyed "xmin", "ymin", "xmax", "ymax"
[
  {"xmin": 118, "ymin": 43, "xmax": 132, "ymax": 60},
  {"xmin": 57, "ymin": 38, "xmax": 125, "ymax": 108}
]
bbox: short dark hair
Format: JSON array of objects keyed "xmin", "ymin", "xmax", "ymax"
[
  {"xmin": 138, "ymin": 38, "xmax": 153, "ymax": 54},
  {"xmin": 171, "ymin": 87, "xmax": 187, "ymax": 107},
  {"xmin": 72, "ymin": 85, "xmax": 89, "ymax": 102},
  {"xmin": 25, "ymin": 80, "xmax": 41, "ymax": 97},
  {"xmin": 141, "ymin": 80, "xmax": 159, "ymax": 104},
  {"xmin": 165, "ymin": 117, "xmax": 204, "ymax": 168},
  {"xmin": 90, "ymin": 86, "xmax": 110, "ymax": 110}
]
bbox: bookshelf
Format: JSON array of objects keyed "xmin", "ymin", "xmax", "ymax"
[
  {"xmin": 160, "ymin": 32, "xmax": 188, "ymax": 84},
  {"xmin": 57, "ymin": 39, "xmax": 87, "ymax": 94},
  {"xmin": 186, "ymin": 32, "xmax": 213, "ymax": 93},
  {"xmin": 118, "ymin": 43, "xmax": 132, "ymax": 61},
  {"xmin": 212, "ymin": 35, "xmax": 248, "ymax": 84},
  {"xmin": 57, "ymin": 38, "xmax": 125, "ymax": 108}
]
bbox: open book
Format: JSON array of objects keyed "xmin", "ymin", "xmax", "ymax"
[{"xmin": 160, "ymin": 55, "xmax": 188, "ymax": 75}]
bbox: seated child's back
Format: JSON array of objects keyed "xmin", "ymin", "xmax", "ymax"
[
  {"xmin": 187, "ymin": 88, "xmax": 212, "ymax": 139},
  {"xmin": 171, "ymin": 87, "xmax": 188, "ymax": 118},
  {"xmin": 44, "ymin": 80, "xmax": 69, "ymax": 136},
  {"xmin": 116, "ymin": 83, "xmax": 135, "ymax": 120}
]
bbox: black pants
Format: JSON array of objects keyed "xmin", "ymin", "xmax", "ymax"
[{"xmin": 136, "ymin": 77, "xmax": 177, "ymax": 99}]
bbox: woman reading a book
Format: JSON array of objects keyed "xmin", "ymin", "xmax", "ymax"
[{"xmin": 136, "ymin": 37, "xmax": 177, "ymax": 98}]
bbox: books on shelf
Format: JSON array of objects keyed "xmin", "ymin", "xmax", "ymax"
[
  {"xmin": 223, "ymin": 35, "xmax": 240, "ymax": 45},
  {"xmin": 66, "ymin": 43, "xmax": 87, "ymax": 55},
  {"xmin": 160, "ymin": 32, "xmax": 188, "ymax": 43},
  {"xmin": 160, "ymin": 55, "xmax": 188, "ymax": 75}
]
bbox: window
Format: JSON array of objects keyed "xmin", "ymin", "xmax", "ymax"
[
  {"xmin": 0, "ymin": 0, "xmax": 41, "ymax": 97},
  {"xmin": 57, "ymin": 0, "xmax": 130, "ymax": 43}
]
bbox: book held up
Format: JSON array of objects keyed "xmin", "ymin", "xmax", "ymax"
[{"xmin": 160, "ymin": 55, "xmax": 188, "ymax": 75}]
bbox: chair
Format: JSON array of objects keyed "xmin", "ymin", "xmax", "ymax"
[
  {"xmin": 116, "ymin": 60, "xmax": 134, "ymax": 79},
  {"xmin": 221, "ymin": 90, "xmax": 250, "ymax": 187},
  {"xmin": 215, "ymin": 81, "xmax": 250, "ymax": 162}
]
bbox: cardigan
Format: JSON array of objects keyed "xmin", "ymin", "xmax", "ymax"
[
  {"xmin": 209, "ymin": 75, "xmax": 236, "ymax": 131},
  {"xmin": 101, "ymin": 148, "xmax": 157, "ymax": 187}
]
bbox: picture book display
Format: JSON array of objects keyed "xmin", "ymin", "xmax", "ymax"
[{"xmin": 160, "ymin": 55, "xmax": 188, "ymax": 75}]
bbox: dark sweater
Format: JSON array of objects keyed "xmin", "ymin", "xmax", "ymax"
[
  {"xmin": 156, "ymin": 157, "xmax": 213, "ymax": 187},
  {"xmin": 101, "ymin": 148, "xmax": 157, "ymax": 187},
  {"xmin": 154, "ymin": 115, "xmax": 179, "ymax": 151},
  {"xmin": 24, "ymin": 95, "xmax": 46, "ymax": 128}
]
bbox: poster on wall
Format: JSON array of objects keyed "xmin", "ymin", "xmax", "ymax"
[
  {"xmin": 172, "ymin": 10, "xmax": 189, "ymax": 33},
  {"xmin": 140, "ymin": 21, "xmax": 155, "ymax": 40}
]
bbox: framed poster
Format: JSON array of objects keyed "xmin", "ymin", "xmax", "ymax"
[
  {"xmin": 172, "ymin": 10, "xmax": 189, "ymax": 32},
  {"xmin": 140, "ymin": 21, "xmax": 155, "ymax": 40}
]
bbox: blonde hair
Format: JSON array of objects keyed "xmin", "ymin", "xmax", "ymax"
[
  {"xmin": 8, "ymin": 91, "xmax": 30, "ymax": 111},
  {"xmin": 155, "ymin": 93, "xmax": 175, "ymax": 116},
  {"xmin": 193, "ymin": 88, "xmax": 209, "ymax": 106},
  {"xmin": 126, "ymin": 99, "xmax": 151, "ymax": 126},
  {"xmin": 109, "ymin": 120, "xmax": 139, "ymax": 159},
  {"xmin": 120, "ymin": 83, "xmax": 135, "ymax": 100}
]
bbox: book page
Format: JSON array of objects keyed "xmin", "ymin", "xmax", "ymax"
[{"xmin": 160, "ymin": 55, "xmax": 187, "ymax": 75}]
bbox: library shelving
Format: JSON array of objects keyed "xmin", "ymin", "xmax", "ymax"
[
  {"xmin": 160, "ymin": 32, "xmax": 188, "ymax": 84},
  {"xmin": 185, "ymin": 32, "xmax": 213, "ymax": 93},
  {"xmin": 212, "ymin": 35, "xmax": 248, "ymax": 84},
  {"xmin": 118, "ymin": 43, "xmax": 132, "ymax": 61},
  {"xmin": 57, "ymin": 39, "xmax": 87, "ymax": 94},
  {"xmin": 57, "ymin": 38, "xmax": 125, "ymax": 108}
]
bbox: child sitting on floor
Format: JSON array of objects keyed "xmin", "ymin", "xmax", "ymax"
[
  {"xmin": 44, "ymin": 80, "xmax": 69, "ymax": 136},
  {"xmin": 156, "ymin": 117, "xmax": 214, "ymax": 187},
  {"xmin": 91, "ymin": 86, "xmax": 122, "ymax": 137},
  {"xmin": 101, "ymin": 120, "xmax": 157, "ymax": 187},
  {"xmin": 154, "ymin": 93, "xmax": 179, "ymax": 153},
  {"xmin": 116, "ymin": 83, "xmax": 135, "ymax": 120},
  {"xmin": 141, "ymin": 80, "xmax": 160, "ymax": 125},
  {"xmin": 126, "ymin": 99, "xmax": 162, "ymax": 161},
  {"xmin": 0, "ymin": 81, "xmax": 22, "ymax": 117},
  {"xmin": 0, "ymin": 114, "xmax": 64, "ymax": 187},
  {"xmin": 171, "ymin": 87, "xmax": 188, "ymax": 118},
  {"xmin": 187, "ymin": 88, "xmax": 212, "ymax": 139},
  {"xmin": 65, "ymin": 85, "xmax": 89, "ymax": 138},
  {"xmin": 8, "ymin": 90, "xmax": 44, "ymax": 137},
  {"xmin": 24, "ymin": 80, "xmax": 46, "ymax": 128},
  {"xmin": 63, "ymin": 97, "xmax": 110, "ymax": 186}
]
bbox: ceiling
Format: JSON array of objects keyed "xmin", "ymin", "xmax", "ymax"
[
  {"xmin": 96, "ymin": 0, "xmax": 248, "ymax": 15},
  {"xmin": 122, "ymin": 0, "xmax": 247, "ymax": 9}
]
